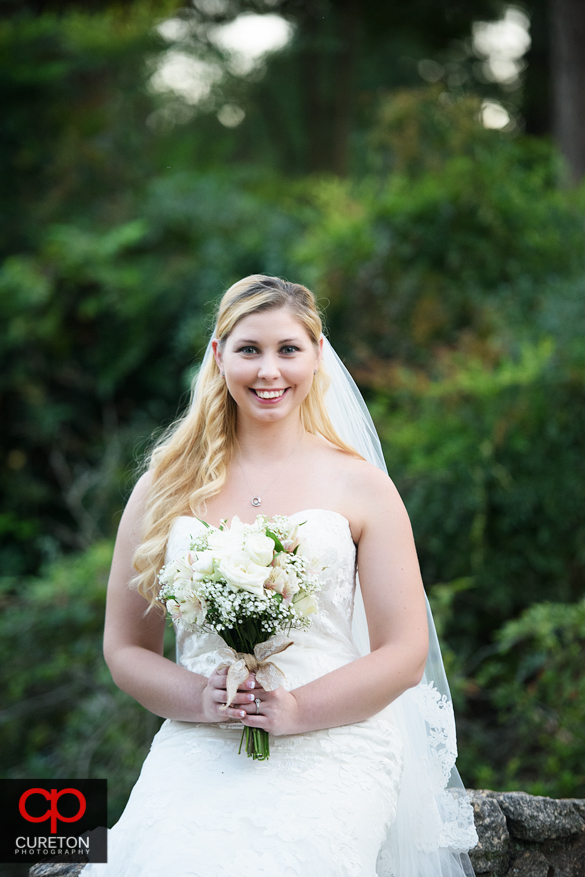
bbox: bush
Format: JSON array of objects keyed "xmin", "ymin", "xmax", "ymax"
[
  {"xmin": 365, "ymin": 330, "xmax": 585, "ymax": 654},
  {"xmin": 459, "ymin": 598, "xmax": 585, "ymax": 797},
  {"xmin": 0, "ymin": 170, "xmax": 301, "ymax": 574},
  {"xmin": 296, "ymin": 92, "xmax": 585, "ymax": 364},
  {"xmin": 0, "ymin": 542, "xmax": 174, "ymax": 824}
]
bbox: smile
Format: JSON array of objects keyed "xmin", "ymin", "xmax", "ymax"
[{"xmin": 251, "ymin": 388, "xmax": 288, "ymax": 400}]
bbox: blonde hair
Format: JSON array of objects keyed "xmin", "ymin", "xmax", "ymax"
[{"xmin": 132, "ymin": 275, "xmax": 362, "ymax": 609}]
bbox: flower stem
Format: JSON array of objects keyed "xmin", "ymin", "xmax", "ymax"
[{"xmin": 238, "ymin": 726, "xmax": 270, "ymax": 760}]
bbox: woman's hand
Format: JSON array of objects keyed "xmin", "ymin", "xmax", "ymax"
[
  {"xmin": 202, "ymin": 667, "xmax": 299, "ymax": 735},
  {"xmin": 201, "ymin": 667, "xmax": 261, "ymax": 723},
  {"xmin": 239, "ymin": 679, "xmax": 300, "ymax": 737}
]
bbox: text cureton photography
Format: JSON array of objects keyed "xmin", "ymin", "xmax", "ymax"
[{"xmin": 0, "ymin": 780, "xmax": 107, "ymax": 866}]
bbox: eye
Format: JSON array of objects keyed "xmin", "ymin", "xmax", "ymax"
[
  {"xmin": 280, "ymin": 345, "xmax": 300, "ymax": 354},
  {"xmin": 237, "ymin": 345, "xmax": 259, "ymax": 355}
]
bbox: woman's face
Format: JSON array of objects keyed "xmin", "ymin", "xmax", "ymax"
[{"xmin": 213, "ymin": 307, "xmax": 322, "ymax": 425}]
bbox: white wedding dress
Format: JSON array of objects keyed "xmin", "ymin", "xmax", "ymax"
[{"xmin": 82, "ymin": 508, "xmax": 477, "ymax": 877}]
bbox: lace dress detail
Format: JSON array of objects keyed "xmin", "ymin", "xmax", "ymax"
[{"xmin": 82, "ymin": 509, "xmax": 476, "ymax": 877}]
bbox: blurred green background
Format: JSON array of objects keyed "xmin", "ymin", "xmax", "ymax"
[{"xmin": 1, "ymin": 0, "xmax": 584, "ymax": 846}]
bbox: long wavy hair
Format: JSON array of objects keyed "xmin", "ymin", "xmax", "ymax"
[{"xmin": 132, "ymin": 275, "xmax": 362, "ymax": 610}]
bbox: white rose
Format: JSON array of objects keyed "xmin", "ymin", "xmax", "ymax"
[
  {"xmin": 191, "ymin": 550, "xmax": 216, "ymax": 579},
  {"xmin": 293, "ymin": 592, "xmax": 318, "ymax": 616},
  {"xmin": 206, "ymin": 529, "xmax": 231, "ymax": 553},
  {"xmin": 217, "ymin": 551, "xmax": 269, "ymax": 598},
  {"xmin": 244, "ymin": 532, "xmax": 275, "ymax": 567}
]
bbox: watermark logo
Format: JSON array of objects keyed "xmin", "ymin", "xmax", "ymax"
[
  {"xmin": 0, "ymin": 779, "xmax": 107, "ymax": 865},
  {"xmin": 19, "ymin": 787, "xmax": 87, "ymax": 834}
]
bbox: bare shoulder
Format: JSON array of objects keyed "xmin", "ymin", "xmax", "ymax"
[
  {"xmin": 105, "ymin": 468, "xmax": 165, "ymax": 658},
  {"xmin": 343, "ymin": 457, "xmax": 409, "ymax": 536},
  {"xmin": 346, "ymin": 455, "xmax": 401, "ymax": 502},
  {"xmin": 128, "ymin": 469, "xmax": 154, "ymax": 505},
  {"xmin": 308, "ymin": 436, "xmax": 409, "ymax": 541},
  {"xmin": 117, "ymin": 469, "xmax": 154, "ymax": 547},
  {"xmin": 106, "ymin": 470, "xmax": 157, "ymax": 616}
]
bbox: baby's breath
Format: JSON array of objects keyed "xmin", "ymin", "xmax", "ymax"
[{"xmin": 158, "ymin": 514, "xmax": 322, "ymax": 640}]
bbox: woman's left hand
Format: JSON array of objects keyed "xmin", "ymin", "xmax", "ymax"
[{"xmin": 239, "ymin": 674, "xmax": 300, "ymax": 736}]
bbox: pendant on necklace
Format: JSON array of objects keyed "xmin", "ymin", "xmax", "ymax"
[{"xmin": 251, "ymin": 497, "xmax": 262, "ymax": 507}]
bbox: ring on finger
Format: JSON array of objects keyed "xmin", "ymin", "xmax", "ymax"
[{"xmin": 255, "ymin": 697, "xmax": 261, "ymax": 715}]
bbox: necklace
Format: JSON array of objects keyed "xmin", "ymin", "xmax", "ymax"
[{"xmin": 236, "ymin": 433, "xmax": 304, "ymax": 507}]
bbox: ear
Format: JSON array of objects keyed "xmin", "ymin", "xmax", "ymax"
[
  {"xmin": 315, "ymin": 334, "xmax": 324, "ymax": 371},
  {"xmin": 211, "ymin": 338, "xmax": 223, "ymax": 374}
]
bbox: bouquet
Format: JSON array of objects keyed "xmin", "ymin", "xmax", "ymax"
[{"xmin": 158, "ymin": 514, "xmax": 322, "ymax": 760}]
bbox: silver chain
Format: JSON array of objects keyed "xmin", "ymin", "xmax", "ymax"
[{"xmin": 236, "ymin": 433, "xmax": 304, "ymax": 507}]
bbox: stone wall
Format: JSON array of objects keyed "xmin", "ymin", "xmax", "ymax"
[
  {"xmin": 468, "ymin": 790, "xmax": 585, "ymax": 877},
  {"xmin": 28, "ymin": 790, "xmax": 585, "ymax": 877}
]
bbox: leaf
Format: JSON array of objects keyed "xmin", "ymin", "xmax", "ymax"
[{"xmin": 265, "ymin": 528, "xmax": 285, "ymax": 553}]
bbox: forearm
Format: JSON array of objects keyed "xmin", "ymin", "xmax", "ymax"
[
  {"xmin": 290, "ymin": 644, "xmax": 425, "ymax": 734},
  {"xmin": 107, "ymin": 645, "xmax": 209, "ymax": 722}
]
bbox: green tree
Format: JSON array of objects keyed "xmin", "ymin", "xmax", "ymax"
[
  {"xmin": 0, "ymin": 542, "xmax": 174, "ymax": 823},
  {"xmin": 461, "ymin": 597, "xmax": 585, "ymax": 796}
]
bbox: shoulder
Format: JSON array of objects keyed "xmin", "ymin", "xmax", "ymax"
[
  {"xmin": 130, "ymin": 469, "xmax": 154, "ymax": 502},
  {"xmin": 126, "ymin": 469, "xmax": 154, "ymax": 514},
  {"xmin": 343, "ymin": 458, "xmax": 409, "ymax": 536},
  {"xmin": 313, "ymin": 437, "xmax": 399, "ymax": 503},
  {"xmin": 117, "ymin": 470, "xmax": 154, "ymax": 546},
  {"xmin": 345, "ymin": 456, "xmax": 400, "ymax": 501},
  {"xmin": 309, "ymin": 436, "xmax": 409, "ymax": 541}
]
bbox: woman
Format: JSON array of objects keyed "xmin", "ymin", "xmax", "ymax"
[{"xmin": 82, "ymin": 275, "xmax": 477, "ymax": 877}]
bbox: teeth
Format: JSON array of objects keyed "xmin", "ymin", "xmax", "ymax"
[{"xmin": 255, "ymin": 389, "xmax": 286, "ymax": 399}]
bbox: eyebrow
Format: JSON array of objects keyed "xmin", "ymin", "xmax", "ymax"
[{"xmin": 234, "ymin": 337, "xmax": 303, "ymax": 345}]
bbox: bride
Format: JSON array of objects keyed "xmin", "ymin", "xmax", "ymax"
[{"xmin": 82, "ymin": 275, "xmax": 477, "ymax": 877}]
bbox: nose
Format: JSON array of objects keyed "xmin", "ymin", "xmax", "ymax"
[{"xmin": 257, "ymin": 352, "xmax": 281, "ymax": 381}]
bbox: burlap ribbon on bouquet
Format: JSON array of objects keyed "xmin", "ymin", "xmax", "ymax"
[{"xmin": 217, "ymin": 631, "xmax": 294, "ymax": 710}]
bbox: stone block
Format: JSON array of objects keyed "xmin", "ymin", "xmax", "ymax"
[
  {"xmin": 467, "ymin": 790, "xmax": 510, "ymax": 873},
  {"xmin": 485, "ymin": 791, "xmax": 585, "ymax": 842},
  {"xmin": 507, "ymin": 850, "xmax": 552, "ymax": 877},
  {"xmin": 29, "ymin": 866, "xmax": 85, "ymax": 877}
]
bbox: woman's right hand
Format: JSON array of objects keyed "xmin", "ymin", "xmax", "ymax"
[{"xmin": 202, "ymin": 666, "xmax": 260, "ymax": 723}]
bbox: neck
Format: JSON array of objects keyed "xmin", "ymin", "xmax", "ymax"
[{"xmin": 235, "ymin": 413, "xmax": 305, "ymax": 464}]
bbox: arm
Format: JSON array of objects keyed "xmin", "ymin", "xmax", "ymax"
[
  {"xmin": 103, "ymin": 474, "xmax": 257, "ymax": 723},
  {"xmin": 241, "ymin": 464, "xmax": 429, "ymax": 735}
]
